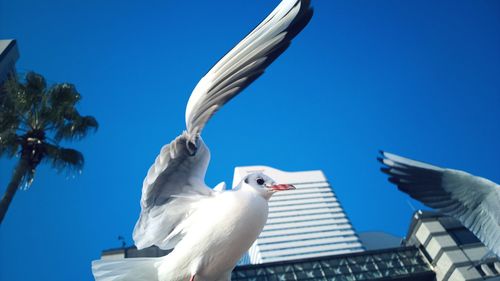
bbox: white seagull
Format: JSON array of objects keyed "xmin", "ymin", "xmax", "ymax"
[
  {"xmin": 378, "ymin": 151, "xmax": 500, "ymax": 257},
  {"xmin": 92, "ymin": 1, "xmax": 313, "ymax": 281}
]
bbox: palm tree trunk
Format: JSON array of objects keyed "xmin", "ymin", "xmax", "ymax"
[{"xmin": 0, "ymin": 159, "xmax": 29, "ymax": 225}]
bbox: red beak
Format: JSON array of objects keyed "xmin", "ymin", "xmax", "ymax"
[{"xmin": 269, "ymin": 184, "xmax": 296, "ymax": 191}]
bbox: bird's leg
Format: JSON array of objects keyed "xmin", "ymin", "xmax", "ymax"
[{"xmin": 189, "ymin": 274, "xmax": 196, "ymax": 281}]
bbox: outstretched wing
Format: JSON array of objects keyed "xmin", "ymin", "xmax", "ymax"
[
  {"xmin": 185, "ymin": 0, "xmax": 313, "ymax": 135},
  {"xmin": 134, "ymin": 0, "xmax": 313, "ymax": 250},
  {"xmin": 379, "ymin": 151, "xmax": 500, "ymax": 257},
  {"xmin": 133, "ymin": 132, "xmax": 213, "ymax": 250}
]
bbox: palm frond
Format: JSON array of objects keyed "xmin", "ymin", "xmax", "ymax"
[
  {"xmin": 24, "ymin": 72, "xmax": 46, "ymax": 106},
  {"xmin": 2, "ymin": 72, "xmax": 45, "ymax": 115},
  {"xmin": 53, "ymin": 111, "xmax": 98, "ymax": 141},
  {"xmin": 0, "ymin": 109, "xmax": 21, "ymax": 133},
  {"xmin": 44, "ymin": 143, "xmax": 84, "ymax": 173},
  {"xmin": 47, "ymin": 83, "xmax": 81, "ymax": 117},
  {"xmin": 2, "ymin": 76, "xmax": 26, "ymax": 113},
  {"xmin": 0, "ymin": 131, "xmax": 20, "ymax": 158}
]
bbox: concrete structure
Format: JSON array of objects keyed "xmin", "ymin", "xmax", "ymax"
[
  {"xmin": 100, "ymin": 245, "xmax": 171, "ymax": 260},
  {"xmin": 233, "ymin": 166, "xmax": 364, "ymax": 264},
  {"xmin": 405, "ymin": 210, "xmax": 500, "ymax": 281},
  {"xmin": 0, "ymin": 39, "xmax": 19, "ymax": 89}
]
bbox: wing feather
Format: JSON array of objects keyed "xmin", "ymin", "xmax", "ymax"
[
  {"xmin": 185, "ymin": 0, "xmax": 313, "ymax": 135},
  {"xmin": 379, "ymin": 151, "xmax": 500, "ymax": 257},
  {"xmin": 134, "ymin": 0, "xmax": 313, "ymax": 250},
  {"xmin": 133, "ymin": 132, "xmax": 213, "ymax": 250}
]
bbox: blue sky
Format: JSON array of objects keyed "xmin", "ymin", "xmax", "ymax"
[{"xmin": 1, "ymin": 0, "xmax": 499, "ymax": 280}]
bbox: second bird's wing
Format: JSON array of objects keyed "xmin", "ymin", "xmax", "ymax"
[{"xmin": 379, "ymin": 151, "xmax": 500, "ymax": 257}]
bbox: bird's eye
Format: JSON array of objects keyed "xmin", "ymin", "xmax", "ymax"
[{"xmin": 256, "ymin": 178, "xmax": 265, "ymax": 185}]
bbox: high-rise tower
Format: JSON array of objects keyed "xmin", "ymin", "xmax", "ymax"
[{"xmin": 233, "ymin": 166, "xmax": 364, "ymax": 264}]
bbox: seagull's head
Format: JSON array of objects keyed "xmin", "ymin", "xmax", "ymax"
[{"xmin": 241, "ymin": 172, "xmax": 295, "ymax": 199}]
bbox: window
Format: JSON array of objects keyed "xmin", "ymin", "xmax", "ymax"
[{"xmin": 448, "ymin": 228, "xmax": 480, "ymax": 245}]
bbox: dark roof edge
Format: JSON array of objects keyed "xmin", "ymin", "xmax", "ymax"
[
  {"xmin": 235, "ymin": 246, "xmax": 420, "ymax": 270},
  {"xmin": 101, "ymin": 245, "xmax": 137, "ymax": 256}
]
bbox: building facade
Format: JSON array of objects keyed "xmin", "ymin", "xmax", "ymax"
[
  {"xmin": 233, "ymin": 166, "xmax": 364, "ymax": 264},
  {"xmin": 100, "ymin": 245, "xmax": 171, "ymax": 260},
  {"xmin": 405, "ymin": 210, "xmax": 500, "ymax": 281},
  {"xmin": 0, "ymin": 39, "xmax": 19, "ymax": 92}
]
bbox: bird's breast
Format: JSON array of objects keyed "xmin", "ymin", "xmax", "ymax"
[
  {"xmin": 170, "ymin": 191, "xmax": 268, "ymax": 280},
  {"xmin": 200, "ymin": 191, "xmax": 269, "ymax": 251}
]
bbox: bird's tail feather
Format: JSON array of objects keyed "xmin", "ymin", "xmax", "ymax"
[{"xmin": 92, "ymin": 257, "xmax": 159, "ymax": 281}]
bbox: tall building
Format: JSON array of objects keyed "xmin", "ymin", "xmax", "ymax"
[{"xmin": 233, "ymin": 166, "xmax": 364, "ymax": 264}]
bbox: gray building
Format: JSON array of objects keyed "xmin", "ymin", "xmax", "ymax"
[
  {"xmin": 100, "ymin": 245, "xmax": 171, "ymax": 260},
  {"xmin": 404, "ymin": 210, "xmax": 500, "ymax": 281},
  {"xmin": 0, "ymin": 39, "xmax": 19, "ymax": 91}
]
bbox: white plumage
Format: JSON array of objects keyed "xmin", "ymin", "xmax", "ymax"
[
  {"xmin": 92, "ymin": 1, "xmax": 312, "ymax": 280},
  {"xmin": 379, "ymin": 151, "xmax": 500, "ymax": 257}
]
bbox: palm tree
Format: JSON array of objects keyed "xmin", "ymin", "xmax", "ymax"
[{"xmin": 0, "ymin": 72, "xmax": 98, "ymax": 224}]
